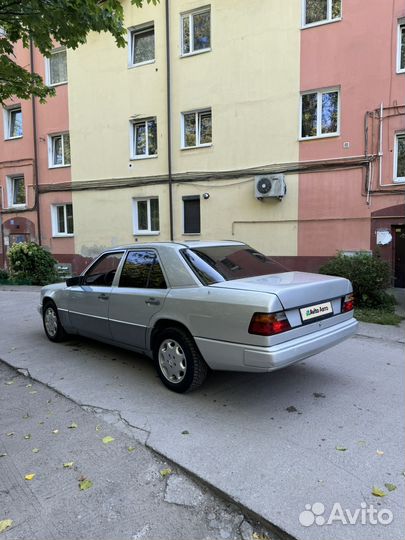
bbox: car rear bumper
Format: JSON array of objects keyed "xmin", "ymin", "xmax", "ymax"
[{"xmin": 195, "ymin": 317, "xmax": 358, "ymax": 372}]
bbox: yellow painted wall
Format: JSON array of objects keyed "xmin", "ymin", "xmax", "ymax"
[{"xmin": 68, "ymin": 0, "xmax": 301, "ymax": 257}]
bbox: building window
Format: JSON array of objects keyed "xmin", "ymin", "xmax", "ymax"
[
  {"xmin": 181, "ymin": 6, "xmax": 211, "ymax": 56},
  {"xmin": 301, "ymin": 89, "xmax": 339, "ymax": 139},
  {"xmin": 394, "ymin": 133, "xmax": 405, "ymax": 182},
  {"xmin": 47, "ymin": 47, "xmax": 68, "ymax": 86},
  {"xmin": 129, "ymin": 23, "xmax": 155, "ymax": 66},
  {"xmin": 4, "ymin": 106, "xmax": 22, "ymax": 139},
  {"xmin": 398, "ymin": 23, "xmax": 405, "ymax": 73},
  {"xmin": 6, "ymin": 175, "xmax": 26, "ymax": 207},
  {"xmin": 131, "ymin": 118, "xmax": 157, "ymax": 158},
  {"xmin": 182, "ymin": 109, "xmax": 212, "ymax": 148},
  {"xmin": 303, "ymin": 0, "xmax": 341, "ymax": 27},
  {"xmin": 183, "ymin": 196, "xmax": 200, "ymax": 234},
  {"xmin": 51, "ymin": 204, "xmax": 74, "ymax": 236},
  {"xmin": 133, "ymin": 198, "xmax": 160, "ymax": 235},
  {"xmin": 49, "ymin": 133, "xmax": 71, "ymax": 167}
]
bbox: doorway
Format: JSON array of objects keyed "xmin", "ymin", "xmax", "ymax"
[{"xmin": 394, "ymin": 226, "xmax": 405, "ymax": 288}]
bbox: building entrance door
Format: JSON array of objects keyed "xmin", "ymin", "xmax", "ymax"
[{"xmin": 394, "ymin": 226, "xmax": 405, "ymax": 288}]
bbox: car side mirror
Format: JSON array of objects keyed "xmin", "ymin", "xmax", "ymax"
[{"xmin": 66, "ymin": 275, "xmax": 83, "ymax": 287}]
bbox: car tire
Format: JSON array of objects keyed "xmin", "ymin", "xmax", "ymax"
[
  {"xmin": 43, "ymin": 301, "xmax": 68, "ymax": 342},
  {"xmin": 153, "ymin": 327, "xmax": 208, "ymax": 393}
]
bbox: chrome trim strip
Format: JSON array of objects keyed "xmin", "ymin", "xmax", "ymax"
[
  {"xmin": 69, "ymin": 310, "xmax": 108, "ymax": 321},
  {"xmin": 109, "ymin": 318, "xmax": 147, "ymax": 328}
]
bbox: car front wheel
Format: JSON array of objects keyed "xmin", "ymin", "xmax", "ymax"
[
  {"xmin": 43, "ymin": 301, "xmax": 68, "ymax": 342},
  {"xmin": 153, "ymin": 327, "xmax": 208, "ymax": 393}
]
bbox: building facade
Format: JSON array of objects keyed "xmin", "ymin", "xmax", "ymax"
[
  {"xmin": 1, "ymin": 0, "xmax": 404, "ymax": 285},
  {"xmin": 0, "ymin": 41, "xmax": 75, "ymax": 270}
]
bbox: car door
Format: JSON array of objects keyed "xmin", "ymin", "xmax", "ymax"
[
  {"xmin": 108, "ymin": 249, "xmax": 168, "ymax": 350},
  {"xmin": 67, "ymin": 251, "xmax": 124, "ymax": 340}
]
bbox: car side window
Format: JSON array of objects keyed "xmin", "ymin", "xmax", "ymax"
[
  {"xmin": 83, "ymin": 252, "xmax": 124, "ymax": 286},
  {"xmin": 119, "ymin": 250, "xmax": 167, "ymax": 289}
]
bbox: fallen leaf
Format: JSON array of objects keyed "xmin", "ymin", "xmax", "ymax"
[
  {"xmin": 372, "ymin": 486, "xmax": 386, "ymax": 497},
  {"xmin": 38, "ymin": 421, "xmax": 44, "ymax": 425},
  {"xmin": 102, "ymin": 436, "xmax": 114, "ymax": 444},
  {"xmin": 22, "ymin": 413, "xmax": 30, "ymax": 419},
  {"xmin": 95, "ymin": 425, "xmax": 102, "ymax": 432},
  {"xmin": 52, "ymin": 429, "xmax": 59, "ymax": 434},
  {"xmin": 32, "ymin": 448, "xmax": 39, "ymax": 453},
  {"xmin": 25, "ymin": 383, "xmax": 32, "ymax": 388},
  {"xmin": 5, "ymin": 380, "xmax": 15, "ymax": 385},
  {"xmin": 79, "ymin": 479, "xmax": 93, "ymax": 491},
  {"xmin": 252, "ymin": 534, "xmax": 268, "ymax": 540},
  {"xmin": 0, "ymin": 453, "xmax": 7, "ymax": 458},
  {"xmin": 181, "ymin": 430, "xmax": 190, "ymax": 435},
  {"xmin": 384, "ymin": 483, "xmax": 397, "ymax": 492},
  {"xmin": 68, "ymin": 422, "xmax": 78, "ymax": 429},
  {"xmin": 6, "ymin": 432, "xmax": 14, "ymax": 437},
  {"xmin": 24, "ymin": 473, "xmax": 36, "ymax": 481},
  {"xmin": 63, "ymin": 462, "xmax": 74, "ymax": 468},
  {"xmin": 127, "ymin": 446, "xmax": 136, "ymax": 452},
  {"xmin": 0, "ymin": 519, "xmax": 13, "ymax": 534},
  {"xmin": 336, "ymin": 446, "xmax": 347, "ymax": 451},
  {"xmin": 29, "ymin": 390, "xmax": 37, "ymax": 395},
  {"xmin": 160, "ymin": 468, "xmax": 172, "ymax": 477},
  {"xmin": 24, "ymin": 434, "xmax": 31, "ymax": 440},
  {"xmin": 376, "ymin": 449, "xmax": 384, "ymax": 456}
]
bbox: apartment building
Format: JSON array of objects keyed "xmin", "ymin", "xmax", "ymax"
[{"xmin": 0, "ymin": 41, "xmax": 74, "ymax": 269}]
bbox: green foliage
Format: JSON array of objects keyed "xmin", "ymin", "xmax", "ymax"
[
  {"xmin": 319, "ymin": 252, "xmax": 393, "ymax": 308},
  {"xmin": 8, "ymin": 242, "xmax": 58, "ymax": 285},
  {"xmin": 0, "ymin": 0, "xmax": 158, "ymax": 104},
  {"xmin": 0, "ymin": 267, "xmax": 9, "ymax": 280},
  {"xmin": 355, "ymin": 308, "xmax": 404, "ymax": 326}
]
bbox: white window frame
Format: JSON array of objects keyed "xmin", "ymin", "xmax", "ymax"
[
  {"xmin": 3, "ymin": 106, "xmax": 23, "ymax": 140},
  {"xmin": 6, "ymin": 175, "xmax": 26, "ymax": 208},
  {"xmin": 132, "ymin": 197, "xmax": 160, "ymax": 235},
  {"xmin": 128, "ymin": 22, "xmax": 155, "ymax": 68},
  {"xmin": 51, "ymin": 204, "xmax": 74, "ymax": 237},
  {"xmin": 180, "ymin": 6, "xmax": 211, "ymax": 57},
  {"xmin": 302, "ymin": 0, "xmax": 342, "ymax": 28},
  {"xmin": 181, "ymin": 108, "xmax": 212, "ymax": 149},
  {"xmin": 130, "ymin": 117, "xmax": 158, "ymax": 160},
  {"xmin": 299, "ymin": 87, "xmax": 340, "ymax": 140},
  {"xmin": 393, "ymin": 132, "xmax": 405, "ymax": 183},
  {"xmin": 45, "ymin": 46, "xmax": 68, "ymax": 86},
  {"xmin": 48, "ymin": 132, "xmax": 70, "ymax": 168},
  {"xmin": 397, "ymin": 21, "xmax": 405, "ymax": 74}
]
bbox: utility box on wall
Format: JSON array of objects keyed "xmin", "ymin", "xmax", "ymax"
[{"xmin": 255, "ymin": 174, "xmax": 287, "ymax": 200}]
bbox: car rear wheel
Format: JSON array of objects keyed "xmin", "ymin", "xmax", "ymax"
[
  {"xmin": 43, "ymin": 301, "xmax": 68, "ymax": 342},
  {"xmin": 153, "ymin": 327, "xmax": 208, "ymax": 393}
]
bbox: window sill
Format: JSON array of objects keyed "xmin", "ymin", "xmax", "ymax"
[
  {"xmin": 182, "ymin": 233, "xmax": 201, "ymax": 236},
  {"xmin": 48, "ymin": 81, "xmax": 68, "ymax": 88},
  {"xmin": 8, "ymin": 204, "xmax": 26, "ymax": 210},
  {"xmin": 133, "ymin": 231, "xmax": 160, "ymax": 236},
  {"xmin": 396, "ymin": 69, "xmax": 405, "ymax": 74},
  {"xmin": 4, "ymin": 135, "xmax": 23, "ymax": 141},
  {"xmin": 181, "ymin": 143, "xmax": 212, "ymax": 151},
  {"xmin": 299, "ymin": 133, "xmax": 340, "ymax": 141},
  {"xmin": 393, "ymin": 178, "xmax": 405, "ymax": 183},
  {"xmin": 52, "ymin": 234, "xmax": 74, "ymax": 238},
  {"xmin": 180, "ymin": 48, "xmax": 211, "ymax": 59},
  {"xmin": 128, "ymin": 59, "xmax": 155, "ymax": 69},
  {"xmin": 301, "ymin": 18, "xmax": 342, "ymax": 30},
  {"xmin": 130, "ymin": 154, "xmax": 158, "ymax": 161},
  {"xmin": 49, "ymin": 164, "xmax": 71, "ymax": 169}
]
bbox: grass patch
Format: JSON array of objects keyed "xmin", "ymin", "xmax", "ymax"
[{"xmin": 355, "ymin": 307, "xmax": 404, "ymax": 326}]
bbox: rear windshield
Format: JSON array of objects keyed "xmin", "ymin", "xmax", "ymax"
[{"xmin": 182, "ymin": 245, "xmax": 289, "ymax": 285}]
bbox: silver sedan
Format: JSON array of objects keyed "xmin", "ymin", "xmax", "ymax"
[{"xmin": 39, "ymin": 241, "xmax": 358, "ymax": 392}]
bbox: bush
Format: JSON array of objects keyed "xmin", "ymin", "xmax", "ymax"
[
  {"xmin": 8, "ymin": 242, "xmax": 58, "ymax": 285},
  {"xmin": 0, "ymin": 268, "xmax": 9, "ymax": 281},
  {"xmin": 319, "ymin": 252, "xmax": 394, "ymax": 309}
]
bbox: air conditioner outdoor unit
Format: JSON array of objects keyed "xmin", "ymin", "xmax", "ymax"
[{"xmin": 255, "ymin": 174, "xmax": 287, "ymax": 200}]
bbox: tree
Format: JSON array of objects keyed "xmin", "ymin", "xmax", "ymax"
[{"xmin": 0, "ymin": 0, "xmax": 157, "ymax": 104}]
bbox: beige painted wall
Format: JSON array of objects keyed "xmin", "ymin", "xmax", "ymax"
[{"xmin": 68, "ymin": 0, "xmax": 301, "ymax": 257}]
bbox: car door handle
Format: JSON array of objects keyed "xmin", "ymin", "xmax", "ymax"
[
  {"xmin": 98, "ymin": 293, "xmax": 109, "ymax": 301},
  {"xmin": 145, "ymin": 298, "xmax": 160, "ymax": 306}
]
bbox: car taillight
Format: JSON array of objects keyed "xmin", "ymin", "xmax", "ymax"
[
  {"xmin": 248, "ymin": 312, "xmax": 291, "ymax": 336},
  {"xmin": 342, "ymin": 293, "xmax": 354, "ymax": 313}
]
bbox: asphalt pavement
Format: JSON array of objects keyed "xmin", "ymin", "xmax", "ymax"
[{"xmin": 0, "ymin": 287, "xmax": 404, "ymax": 540}]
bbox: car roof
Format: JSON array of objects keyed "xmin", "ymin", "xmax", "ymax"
[{"xmin": 111, "ymin": 240, "xmax": 245, "ymax": 251}]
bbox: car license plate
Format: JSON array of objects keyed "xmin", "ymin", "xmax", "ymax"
[{"xmin": 300, "ymin": 301, "xmax": 332, "ymax": 322}]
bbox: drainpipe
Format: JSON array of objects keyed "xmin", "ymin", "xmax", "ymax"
[
  {"xmin": 29, "ymin": 37, "xmax": 42, "ymax": 245},
  {"xmin": 165, "ymin": 0, "xmax": 174, "ymax": 241}
]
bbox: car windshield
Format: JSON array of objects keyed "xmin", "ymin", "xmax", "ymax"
[{"xmin": 182, "ymin": 245, "xmax": 289, "ymax": 285}]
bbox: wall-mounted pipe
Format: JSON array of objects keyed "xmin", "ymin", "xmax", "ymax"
[
  {"xmin": 165, "ymin": 0, "xmax": 174, "ymax": 241},
  {"xmin": 30, "ymin": 37, "xmax": 42, "ymax": 245}
]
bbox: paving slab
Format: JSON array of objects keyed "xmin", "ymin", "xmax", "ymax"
[{"xmin": 1, "ymin": 289, "xmax": 404, "ymax": 540}]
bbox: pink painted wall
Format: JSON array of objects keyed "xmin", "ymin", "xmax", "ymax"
[{"xmin": 298, "ymin": 0, "xmax": 405, "ymax": 257}]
